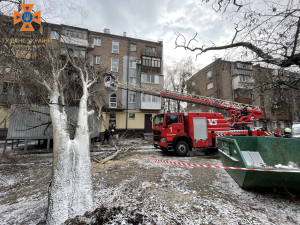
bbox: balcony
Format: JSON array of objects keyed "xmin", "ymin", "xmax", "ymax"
[
  {"xmin": 141, "ymin": 101, "xmax": 161, "ymax": 110},
  {"xmin": 141, "ymin": 49, "xmax": 162, "ymax": 57},
  {"xmin": 141, "ymin": 66, "xmax": 161, "ymax": 74},
  {"xmin": 140, "ymin": 94, "xmax": 161, "ymax": 110},
  {"xmin": 277, "ymin": 113, "xmax": 290, "ymax": 120},
  {"xmin": 60, "ymin": 35, "xmax": 88, "ymax": 47},
  {"xmin": 234, "ymin": 98, "xmax": 252, "ymax": 104}
]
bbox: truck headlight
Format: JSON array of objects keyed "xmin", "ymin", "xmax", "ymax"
[{"xmin": 161, "ymin": 138, "xmax": 166, "ymax": 143}]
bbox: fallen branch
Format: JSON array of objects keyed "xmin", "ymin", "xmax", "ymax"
[{"xmin": 100, "ymin": 133, "xmax": 144, "ymax": 164}]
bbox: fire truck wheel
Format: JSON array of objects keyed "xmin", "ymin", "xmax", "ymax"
[{"xmin": 175, "ymin": 141, "xmax": 189, "ymax": 156}]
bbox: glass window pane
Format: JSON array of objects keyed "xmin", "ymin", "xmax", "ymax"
[
  {"xmin": 111, "ymin": 58, "xmax": 119, "ymax": 72},
  {"xmin": 151, "ymin": 75, "xmax": 155, "ymax": 83},
  {"xmin": 130, "ymin": 44, "xmax": 136, "ymax": 51},
  {"xmin": 155, "ymin": 75, "xmax": 159, "ymax": 84},
  {"xmin": 94, "ymin": 38, "xmax": 101, "ymax": 46},
  {"xmin": 112, "ymin": 41, "xmax": 119, "ymax": 54},
  {"xmin": 51, "ymin": 30, "xmax": 59, "ymax": 40}
]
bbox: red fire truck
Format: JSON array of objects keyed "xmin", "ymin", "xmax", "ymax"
[
  {"xmin": 104, "ymin": 74, "xmax": 271, "ymax": 156},
  {"xmin": 152, "ymin": 111, "xmax": 271, "ymax": 156}
]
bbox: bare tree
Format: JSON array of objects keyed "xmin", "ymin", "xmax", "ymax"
[
  {"xmin": 164, "ymin": 57, "xmax": 196, "ymax": 112},
  {"xmin": 176, "ymin": 0, "xmax": 300, "ymax": 91}
]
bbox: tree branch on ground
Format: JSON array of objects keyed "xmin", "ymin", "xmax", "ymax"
[{"xmin": 100, "ymin": 133, "xmax": 144, "ymax": 164}]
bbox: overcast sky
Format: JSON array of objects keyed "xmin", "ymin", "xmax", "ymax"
[
  {"xmin": 68, "ymin": 0, "xmax": 235, "ymax": 69},
  {"xmin": 3, "ymin": 0, "xmax": 238, "ymax": 70}
]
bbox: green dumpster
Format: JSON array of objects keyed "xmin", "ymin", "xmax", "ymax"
[{"xmin": 217, "ymin": 136, "xmax": 300, "ymax": 192}]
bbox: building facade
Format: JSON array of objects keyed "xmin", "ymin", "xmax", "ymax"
[
  {"xmin": 187, "ymin": 58, "xmax": 300, "ymax": 132},
  {"xmin": 0, "ymin": 16, "xmax": 164, "ymax": 139}
]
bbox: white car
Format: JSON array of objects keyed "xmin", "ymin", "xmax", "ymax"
[{"xmin": 292, "ymin": 123, "xmax": 300, "ymax": 139}]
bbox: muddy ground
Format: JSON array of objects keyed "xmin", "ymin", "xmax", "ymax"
[{"xmin": 0, "ymin": 140, "xmax": 299, "ymax": 224}]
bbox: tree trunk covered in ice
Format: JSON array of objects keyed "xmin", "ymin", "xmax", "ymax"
[{"xmin": 45, "ymin": 63, "xmax": 94, "ymax": 224}]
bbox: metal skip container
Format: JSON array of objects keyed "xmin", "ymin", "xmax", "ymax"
[{"xmin": 217, "ymin": 136, "xmax": 300, "ymax": 192}]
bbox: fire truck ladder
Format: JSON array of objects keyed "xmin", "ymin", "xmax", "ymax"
[
  {"xmin": 104, "ymin": 74, "xmax": 262, "ymax": 126},
  {"xmin": 109, "ymin": 81, "xmax": 261, "ymax": 112}
]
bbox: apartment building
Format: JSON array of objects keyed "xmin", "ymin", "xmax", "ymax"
[
  {"xmin": 0, "ymin": 16, "xmax": 164, "ymax": 140},
  {"xmin": 187, "ymin": 58, "xmax": 300, "ymax": 132}
]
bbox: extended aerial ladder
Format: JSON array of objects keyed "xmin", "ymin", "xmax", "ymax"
[{"xmin": 104, "ymin": 74, "xmax": 263, "ymax": 128}]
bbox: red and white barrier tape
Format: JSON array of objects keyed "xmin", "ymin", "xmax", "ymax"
[{"xmin": 138, "ymin": 155, "xmax": 300, "ymax": 173}]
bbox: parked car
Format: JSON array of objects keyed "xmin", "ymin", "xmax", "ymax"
[{"xmin": 292, "ymin": 123, "xmax": 300, "ymax": 139}]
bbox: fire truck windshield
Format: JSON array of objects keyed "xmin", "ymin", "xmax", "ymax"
[{"xmin": 153, "ymin": 114, "xmax": 164, "ymax": 126}]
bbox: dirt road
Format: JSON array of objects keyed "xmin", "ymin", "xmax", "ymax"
[{"xmin": 0, "ymin": 142, "xmax": 299, "ymax": 224}]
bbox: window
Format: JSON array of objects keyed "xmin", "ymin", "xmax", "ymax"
[
  {"xmin": 110, "ymin": 113, "xmax": 116, "ymax": 120},
  {"xmin": 192, "ymin": 91, "xmax": 195, "ymax": 95},
  {"xmin": 0, "ymin": 67, "xmax": 3, "ymax": 74},
  {"xmin": 109, "ymin": 93, "xmax": 117, "ymax": 108},
  {"xmin": 236, "ymin": 62, "xmax": 252, "ymax": 70},
  {"xmin": 50, "ymin": 30, "xmax": 59, "ymax": 40},
  {"xmin": 155, "ymin": 75, "xmax": 159, "ymax": 84},
  {"xmin": 62, "ymin": 27, "xmax": 87, "ymax": 39},
  {"xmin": 141, "ymin": 74, "xmax": 159, "ymax": 84},
  {"xmin": 166, "ymin": 115, "xmax": 178, "ymax": 125},
  {"xmin": 142, "ymin": 94, "xmax": 160, "ymax": 102},
  {"xmin": 129, "ymin": 113, "xmax": 135, "ymax": 120},
  {"xmin": 130, "ymin": 44, "xmax": 136, "ymax": 51},
  {"xmin": 129, "ymin": 94, "xmax": 135, "ymax": 103},
  {"xmin": 192, "ymin": 81, "xmax": 195, "ymax": 86},
  {"xmin": 209, "ymin": 109, "xmax": 215, "ymax": 113},
  {"xmin": 73, "ymin": 50, "xmax": 85, "ymax": 58},
  {"xmin": 207, "ymin": 71, "xmax": 212, "ymax": 78},
  {"xmin": 93, "ymin": 55, "xmax": 100, "ymax": 65},
  {"xmin": 207, "ymin": 82, "xmax": 213, "ymax": 90},
  {"xmin": 112, "ymin": 41, "xmax": 119, "ymax": 54},
  {"xmin": 130, "ymin": 60, "xmax": 136, "ymax": 69},
  {"xmin": 142, "ymin": 57, "xmax": 151, "ymax": 66},
  {"xmin": 152, "ymin": 58, "xmax": 161, "ymax": 67},
  {"xmin": 152, "ymin": 96, "xmax": 157, "ymax": 102},
  {"xmin": 146, "ymin": 46, "xmax": 156, "ymax": 55},
  {"xmin": 272, "ymin": 121, "xmax": 277, "ymax": 129},
  {"xmin": 240, "ymin": 75, "xmax": 252, "ymax": 82},
  {"xmin": 129, "ymin": 77, "xmax": 136, "ymax": 84},
  {"xmin": 94, "ymin": 38, "xmax": 101, "ymax": 46},
  {"xmin": 111, "ymin": 58, "xmax": 119, "ymax": 72}
]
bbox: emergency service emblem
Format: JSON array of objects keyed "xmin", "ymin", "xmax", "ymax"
[{"xmin": 14, "ymin": 4, "xmax": 41, "ymax": 31}]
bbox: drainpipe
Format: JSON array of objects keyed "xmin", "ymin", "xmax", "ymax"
[
  {"xmin": 126, "ymin": 39, "xmax": 130, "ymax": 130},
  {"xmin": 231, "ymin": 62, "xmax": 235, "ymax": 102}
]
